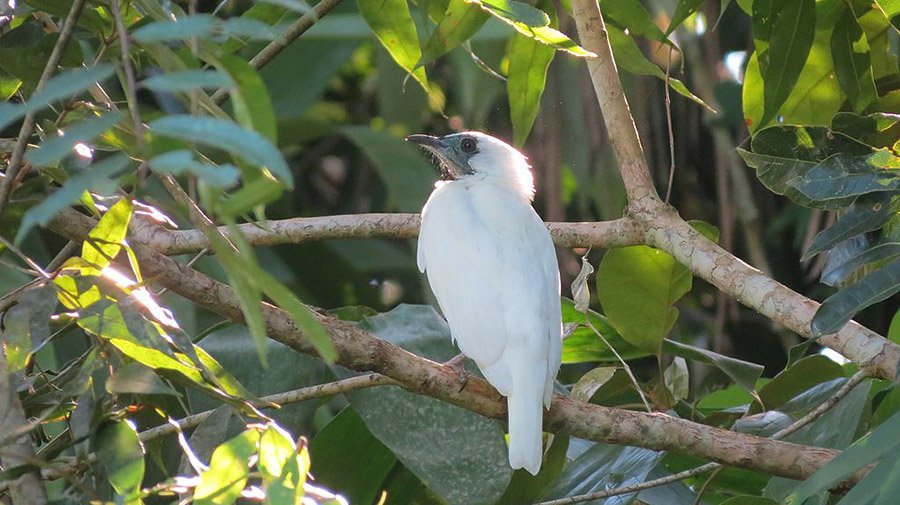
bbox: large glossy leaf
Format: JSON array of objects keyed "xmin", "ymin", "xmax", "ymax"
[
  {"xmin": 17, "ymin": 153, "xmax": 134, "ymax": 242},
  {"xmin": 755, "ymin": 0, "xmax": 816, "ymax": 127},
  {"xmin": 597, "ymin": 245, "xmax": 692, "ymax": 353},
  {"xmin": 24, "ymin": 111, "xmax": 125, "ymax": 167},
  {"xmin": 507, "ymin": 2, "xmax": 555, "ymax": 147},
  {"xmin": 545, "ymin": 441, "xmax": 663, "ymax": 505},
  {"xmin": 420, "ymin": 0, "xmax": 490, "ymax": 65},
  {"xmin": 831, "ymin": 5, "xmax": 878, "ymax": 113},
  {"xmin": 149, "ymin": 115, "xmax": 292, "ymax": 188},
  {"xmin": 560, "ymin": 298, "xmax": 650, "ymax": 364},
  {"xmin": 812, "ymin": 257, "xmax": 900, "ymax": 336},
  {"xmin": 831, "ymin": 112, "xmax": 900, "ymax": 147},
  {"xmin": 787, "ymin": 153, "xmax": 900, "ymax": 201},
  {"xmin": 309, "ymin": 408, "xmax": 397, "ymax": 504},
  {"xmin": 341, "ymin": 126, "xmax": 436, "ymax": 212},
  {"xmin": 821, "ymin": 242, "xmax": 900, "ymax": 286},
  {"xmin": 802, "ymin": 193, "xmax": 897, "ymax": 260},
  {"xmin": 606, "ymin": 25, "xmax": 711, "ymax": 110},
  {"xmin": 358, "ymin": 0, "xmax": 428, "ymax": 89},
  {"xmin": 663, "ymin": 339, "xmax": 763, "ymax": 392},
  {"xmin": 756, "ymin": 355, "xmax": 844, "ymax": 412},
  {"xmin": 787, "ymin": 410, "xmax": 900, "ymax": 504},
  {"xmin": 0, "ymin": 64, "xmax": 115, "ymax": 131},
  {"xmin": 351, "ymin": 305, "xmax": 513, "ymax": 504}
]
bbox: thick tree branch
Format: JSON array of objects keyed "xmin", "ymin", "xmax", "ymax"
[
  {"xmin": 567, "ymin": 0, "xmax": 900, "ymax": 379},
  {"xmin": 130, "ymin": 213, "xmax": 643, "ymax": 255},
  {"xmin": 48, "ymin": 209, "xmax": 845, "ymax": 482}
]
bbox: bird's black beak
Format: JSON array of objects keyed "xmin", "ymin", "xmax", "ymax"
[{"xmin": 406, "ymin": 134, "xmax": 444, "ymax": 151}]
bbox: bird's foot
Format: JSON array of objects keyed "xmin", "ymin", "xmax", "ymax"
[{"xmin": 444, "ymin": 353, "xmax": 468, "ymax": 392}]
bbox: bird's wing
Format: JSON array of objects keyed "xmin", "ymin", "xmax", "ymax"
[{"xmin": 418, "ymin": 183, "xmax": 561, "ymax": 395}]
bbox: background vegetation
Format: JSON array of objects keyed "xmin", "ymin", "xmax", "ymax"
[{"xmin": 0, "ymin": 0, "xmax": 898, "ymax": 503}]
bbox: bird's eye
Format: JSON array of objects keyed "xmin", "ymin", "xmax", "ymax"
[{"xmin": 460, "ymin": 137, "xmax": 477, "ymax": 153}]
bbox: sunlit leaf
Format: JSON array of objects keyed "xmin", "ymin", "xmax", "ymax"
[
  {"xmin": 25, "ymin": 111, "xmax": 125, "ymax": 167},
  {"xmin": 831, "ymin": 5, "xmax": 878, "ymax": 113},
  {"xmin": 17, "ymin": 153, "xmax": 134, "ymax": 242},
  {"xmin": 194, "ymin": 429, "xmax": 260, "ymax": 505},
  {"xmin": 358, "ymin": 0, "xmax": 428, "ymax": 89},
  {"xmin": 666, "ymin": 0, "xmax": 705, "ymax": 35},
  {"xmin": 82, "ymin": 198, "xmax": 132, "ymax": 274},
  {"xmin": 507, "ymin": 10, "xmax": 555, "ymax": 147},
  {"xmin": 479, "ymin": 0, "xmax": 549, "ymax": 27},
  {"xmin": 597, "ymin": 245, "xmax": 692, "ymax": 353},
  {"xmin": 96, "ymin": 420, "xmax": 145, "ymax": 497},
  {"xmin": 812, "ymin": 258, "xmax": 900, "ymax": 336},
  {"xmin": 471, "ymin": 0, "xmax": 595, "ymax": 57},
  {"xmin": 149, "ymin": 115, "xmax": 292, "ymax": 188},
  {"xmin": 420, "ymin": 0, "xmax": 490, "ymax": 65}
]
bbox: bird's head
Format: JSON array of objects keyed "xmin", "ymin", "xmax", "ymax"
[{"xmin": 407, "ymin": 131, "xmax": 535, "ymax": 201}]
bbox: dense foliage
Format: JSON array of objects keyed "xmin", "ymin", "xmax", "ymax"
[{"xmin": 0, "ymin": 0, "xmax": 898, "ymax": 504}]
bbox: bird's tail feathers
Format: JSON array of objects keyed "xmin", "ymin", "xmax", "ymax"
[{"xmin": 507, "ymin": 369, "xmax": 545, "ymax": 476}]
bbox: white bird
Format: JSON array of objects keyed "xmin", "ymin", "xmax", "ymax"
[{"xmin": 408, "ymin": 131, "xmax": 562, "ymax": 475}]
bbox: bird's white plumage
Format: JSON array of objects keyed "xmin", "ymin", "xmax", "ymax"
[{"xmin": 417, "ymin": 132, "xmax": 562, "ymax": 475}]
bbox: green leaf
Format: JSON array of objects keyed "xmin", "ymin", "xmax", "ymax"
[
  {"xmin": 17, "ymin": 153, "xmax": 134, "ymax": 242},
  {"xmin": 341, "ymin": 126, "xmax": 436, "ymax": 212},
  {"xmin": 812, "ymin": 257, "xmax": 900, "ymax": 336},
  {"xmin": 358, "ymin": 0, "xmax": 428, "ymax": 89},
  {"xmin": 352, "ymin": 305, "xmax": 514, "ymax": 504},
  {"xmin": 106, "ymin": 362, "xmax": 180, "ymax": 396},
  {"xmin": 256, "ymin": 0, "xmax": 311, "ymax": 13},
  {"xmin": 149, "ymin": 115, "xmax": 292, "ymax": 188},
  {"xmin": 601, "ymin": 0, "xmax": 670, "ymax": 44},
  {"xmin": 597, "ymin": 245, "xmax": 692, "ymax": 353},
  {"xmin": 212, "ymin": 54, "xmax": 277, "ymax": 142},
  {"xmin": 890, "ymin": 308, "xmax": 900, "ymax": 345},
  {"xmin": 803, "ymin": 193, "xmax": 897, "ymax": 260},
  {"xmin": 821, "ymin": 242, "xmax": 900, "ymax": 286},
  {"xmin": 831, "ymin": 5, "xmax": 878, "ymax": 113},
  {"xmin": 479, "ymin": 0, "xmax": 550, "ymax": 27},
  {"xmin": 606, "ymin": 25, "xmax": 712, "ymax": 111},
  {"xmin": 666, "ymin": 0, "xmax": 705, "ymax": 35},
  {"xmin": 420, "ymin": 0, "xmax": 490, "ymax": 65},
  {"xmin": 662, "ymin": 339, "xmax": 763, "ymax": 392},
  {"xmin": 194, "ymin": 429, "xmax": 260, "ymax": 505},
  {"xmin": 787, "ymin": 154, "xmax": 900, "ymax": 201},
  {"xmin": 309, "ymin": 408, "xmax": 395, "ymax": 504},
  {"xmin": 832, "ymin": 112, "xmax": 900, "ymax": 147},
  {"xmin": 757, "ymin": 355, "xmax": 844, "ymax": 411},
  {"xmin": 96, "ymin": 420, "xmax": 145, "ymax": 497},
  {"xmin": 570, "ymin": 367, "xmax": 617, "ymax": 402},
  {"xmin": 507, "ymin": 30, "xmax": 555, "ymax": 147},
  {"xmin": 787, "ymin": 410, "xmax": 900, "ymax": 504},
  {"xmin": 141, "ymin": 70, "xmax": 234, "ymax": 93},
  {"xmin": 82, "ymin": 198, "xmax": 132, "ymax": 273},
  {"xmin": 560, "ymin": 298, "xmax": 650, "ymax": 364},
  {"xmin": 148, "ymin": 150, "xmax": 240, "ymax": 188},
  {"xmin": 258, "ymin": 424, "xmax": 295, "ymax": 479},
  {"xmin": 24, "ymin": 111, "xmax": 125, "ymax": 167},
  {"xmin": 757, "ymin": 0, "xmax": 816, "ymax": 128},
  {"xmin": 546, "ymin": 443, "xmax": 663, "ymax": 503},
  {"xmin": 132, "ymin": 14, "xmax": 278, "ymax": 43},
  {"xmin": 471, "ymin": 0, "xmax": 595, "ymax": 57},
  {"xmin": 0, "ymin": 64, "xmax": 115, "ymax": 131}
]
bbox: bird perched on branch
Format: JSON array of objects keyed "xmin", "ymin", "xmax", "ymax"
[{"xmin": 408, "ymin": 131, "xmax": 562, "ymax": 475}]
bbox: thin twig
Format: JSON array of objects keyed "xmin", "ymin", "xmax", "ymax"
[
  {"xmin": 110, "ymin": 0, "xmax": 145, "ymax": 153},
  {"xmin": 769, "ymin": 370, "xmax": 869, "ymax": 441},
  {"xmin": 538, "ymin": 462, "xmax": 718, "ymax": 505},
  {"xmin": 663, "ymin": 45, "xmax": 676, "ymax": 204},
  {"xmin": 0, "ymin": 0, "xmax": 87, "ymax": 218},
  {"xmin": 210, "ymin": 0, "xmax": 344, "ymax": 105},
  {"xmin": 585, "ymin": 316, "xmax": 652, "ymax": 413}
]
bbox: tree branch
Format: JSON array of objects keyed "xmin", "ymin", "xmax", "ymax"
[
  {"xmin": 130, "ymin": 213, "xmax": 644, "ymax": 255},
  {"xmin": 47, "ymin": 209, "xmax": 847, "ymax": 482}
]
